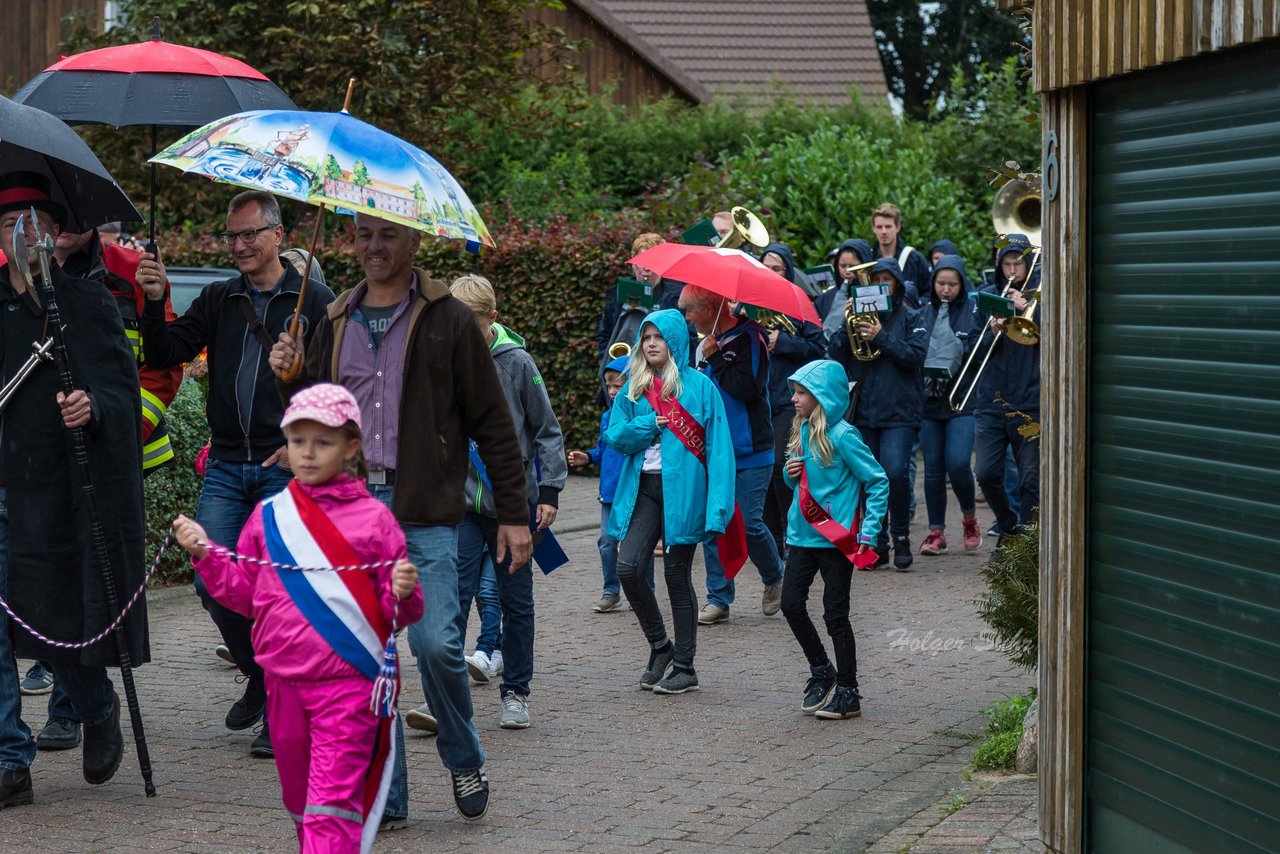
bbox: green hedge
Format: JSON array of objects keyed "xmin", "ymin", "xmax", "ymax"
[{"xmin": 143, "ymin": 379, "xmax": 209, "ymax": 586}]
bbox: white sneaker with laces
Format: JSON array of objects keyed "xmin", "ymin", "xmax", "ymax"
[
  {"xmin": 490, "ymin": 650, "xmax": 504, "ymax": 676},
  {"xmin": 466, "ymin": 650, "xmax": 493, "ymax": 683}
]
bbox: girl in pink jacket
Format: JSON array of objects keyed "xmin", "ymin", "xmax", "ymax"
[{"xmin": 174, "ymin": 383, "xmax": 423, "ymax": 853}]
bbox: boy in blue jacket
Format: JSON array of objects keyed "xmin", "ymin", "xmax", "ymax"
[{"xmin": 568, "ymin": 355, "xmax": 655, "ymax": 612}]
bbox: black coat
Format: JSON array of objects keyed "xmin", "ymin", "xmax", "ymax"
[{"xmin": 0, "ymin": 262, "xmax": 147, "ymax": 667}]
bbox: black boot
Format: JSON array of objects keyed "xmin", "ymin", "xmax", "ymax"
[
  {"xmin": 225, "ymin": 675, "xmax": 266, "ymax": 731},
  {"xmin": 82, "ymin": 693, "xmax": 123, "ymax": 785},
  {"xmin": 250, "ymin": 719, "xmax": 273, "ymax": 758},
  {"xmin": 0, "ymin": 768, "xmax": 33, "ymax": 808}
]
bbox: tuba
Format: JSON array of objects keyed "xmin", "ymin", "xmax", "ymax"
[
  {"xmin": 842, "ymin": 260, "xmax": 880, "ymax": 361},
  {"xmin": 755, "ymin": 310, "xmax": 797, "ymax": 336},
  {"xmin": 715, "ymin": 206, "xmax": 770, "ymax": 251}
]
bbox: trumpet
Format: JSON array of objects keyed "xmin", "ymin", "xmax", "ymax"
[{"xmin": 607, "ymin": 342, "xmax": 631, "ymax": 359}]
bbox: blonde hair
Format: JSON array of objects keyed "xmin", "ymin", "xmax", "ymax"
[
  {"xmin": 872, "ymin": 203, "xmax": 901, "ymax": 227},
  {"xmin": 339, "ymin": 421, "xmax": 369, "ymax": 480},
  {"xmin": 631, "ymin": 232, "xmax": 664, "ymax": 254},
  {"xmin": 627, "ymin": 324, "xmax": 683, "ymax": 403},
  {"xmin": 450, "ymin": 274, "xmax": 497, "ymax": 313},
  {"xmin": 787, "ymin": 385, "xmax": 834, "ymax": 467}
]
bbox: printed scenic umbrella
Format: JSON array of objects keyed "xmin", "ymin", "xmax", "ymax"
[
  {"xmin": 11, "ymin": 16, "xmax": 297, "ymax": 248},
  {"xmin": 627, "ymin": 242, "xmax": 822, "ymax": 325},
  {"xmin": 151, "ymin": 80, "xmax": 495, "ymax": 378}
]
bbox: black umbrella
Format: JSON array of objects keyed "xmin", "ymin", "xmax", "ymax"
[
  {"xmin": 0, "ymin": 95, "xmax": 142, "ymax": 233},
  {"xmin": 11, "ymin": 17, "xmax": 296, "ymax": 247}
]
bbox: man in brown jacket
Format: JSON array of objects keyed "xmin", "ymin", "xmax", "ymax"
[{"xmin": 272, "ymin": 212, "xmax": 529, "ymax": 825}]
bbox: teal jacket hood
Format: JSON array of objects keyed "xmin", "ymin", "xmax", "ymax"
[
  {"xmin": 788, "ymin": 359, "xmax": 849, "ymax": 424},
  {"xmin": 635, "ymin": 308, "xmax": 691, "ymax": 372}
]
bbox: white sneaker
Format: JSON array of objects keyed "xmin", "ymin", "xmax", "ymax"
[
  {"xmin": 466, "ymin": 650, "xmax": 493, "ymax": 683},
  {"xmin": 490, "ymin": 650, "xmax": 504, "ymax": 676},
  {"xmin": 404, "ymin": 702, "xmax": 437, "ymax": 734}
]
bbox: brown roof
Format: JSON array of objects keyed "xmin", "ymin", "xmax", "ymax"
[{"xmin": 573, "ymin": 0, "xmax": 887, "ymax": 107}]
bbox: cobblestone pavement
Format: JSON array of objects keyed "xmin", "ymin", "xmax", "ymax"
[{"xmin": 8, "ymin": 474, "xmax": 1036, "ymax": 852}]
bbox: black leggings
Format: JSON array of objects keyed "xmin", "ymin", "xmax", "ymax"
[
  {"xmin": 616, "ymin": 474, "xmax": 699, "ymax": 671},
  {"xmin": 780, "ymin": 546, "xmax": 858, "ymax": 687}
]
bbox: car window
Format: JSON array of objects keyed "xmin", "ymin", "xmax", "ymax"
[{"xmin": 166, "ymin": 267, "xmax": 238, "ymax": 315}]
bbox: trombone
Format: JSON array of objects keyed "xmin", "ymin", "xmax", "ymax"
[{"xmin": 948, "ymin": 180, "xmax": 1043, "ymax": 412}]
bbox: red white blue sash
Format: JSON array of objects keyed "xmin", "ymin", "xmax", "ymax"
[{"xmin": 261, "ymin": 481, "xmax": 395, "ymax": 846}]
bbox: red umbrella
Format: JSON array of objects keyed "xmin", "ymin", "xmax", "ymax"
[
  {"xmin": 12, "ymin": 17, "xmax": 296, "ymax": 248},
  {"xmin": 628, "ymin": 243, "xmax": 822, "ymax": 325}
]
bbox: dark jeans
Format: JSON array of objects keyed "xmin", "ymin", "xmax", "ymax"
[
  {"xmin": 858, "ymin": 425, "xmax": 918, "ymax": 546},
  {"xmin": 194, "ymin": 458, "xmax": 293, "ymax": 681},
  {"xmin": 780, "ymin": 546, "xmax": 858, "ymax": 688},
  {"xmin": 919, "ymin": 415, "xmax": 977, "ymax": 531},
  {"xmin": 617, "ymin": 474, "xmax": 699, "ymax": 671},
  {"xmin": 975, "ymin": 410, "xmax": 1040, "ymax": 534},
  {"xmin": 456, "ymin": 513, "xmax": 535, "ymax": 698},
  {"xmin": 764, "ymin": 408, "xmax": 796, "ymax": 550}
]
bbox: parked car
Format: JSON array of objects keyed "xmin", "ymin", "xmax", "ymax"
[{"xmin": 166, "ymin": 266, "xmax": 238, "ymax": 314}]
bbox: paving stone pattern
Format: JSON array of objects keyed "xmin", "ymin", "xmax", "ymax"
[{"xmin": 9, "ymin": 474, "xmax": 1036, "ymax": 852}]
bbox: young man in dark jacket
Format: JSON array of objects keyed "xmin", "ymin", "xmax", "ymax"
[
  {"xmin": 828, "ymin": 257, "xmax": 929, "ymax": 568},
  {"xmin": 678, "ymin": 284, "xmax": 785, "ymax": 624},
  {"xmin": 138, "ymin": 191, "xmax": 336, "ymax": 758},
  {"xmin": 870, "ymin": 203, "xmax": 932, "ymax": 308}
]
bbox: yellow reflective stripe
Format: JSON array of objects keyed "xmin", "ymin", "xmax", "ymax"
[
  {"xmin": 142, "ymin": 435, "xmax": 174, "ymax": 470},
  {"xmin": 126, "ymin": 328, "xmax": 142, "ymax": 359},
  {"xmin": 140, "ymin": 388, "xmax": 166, "ymax": 429}
]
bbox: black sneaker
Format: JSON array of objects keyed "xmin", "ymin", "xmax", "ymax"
[
  {"xmin": 815, "ymin": 685, "xmax": 863, "ymax": 720},
  {"xmin": 452, "ymin": 768, "xmax": 490, "ymax": 821},
  {"xmin": 651, "ymin": 668, "xmax": 699, "ymax": 695},
  {"xmin": 639, "ymin": 644, "xmax": 675, "ymax": 691},
  {"xmin": 36, "ymin": 717, "xmax": 81, "ymax": 751},
  {"xmin": 250, "ymin": 720, "xmax": 273, "ymax": 758},
  {"xmin": 378, "ymin": 815, "xmax": 408, "ymax": 832},
  {"xmin": 0, "ymin": 768, "xmax": 32, "ymax": 809},
  {"xmin": 893, "ymin": 537, "xmax": 913, "ymax": 571},
  {"xmin": 226, "ymin": 675, "xmax": 266, "ymax": 731},
  {"xmin": 82, "ymin": 693, "xmax": 123, "ymax": 785},
  {"xmin": 801, "ymin": 664, "xmax": 837, "ymax": 714}
]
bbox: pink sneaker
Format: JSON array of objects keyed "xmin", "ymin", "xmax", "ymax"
[
  {"xmin": 962, "ymin": 516, "xmax": 982, "ymax": 552},
  {"xmin": 919, "ymin": 530, "xmax": 947, "ymax": 555}
]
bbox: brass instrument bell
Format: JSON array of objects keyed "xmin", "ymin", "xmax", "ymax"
[
  {"xmin": 607, "ymin": 341, "xmax": 632, "ymax": 359},
  {"xmin": 842, "ymin": 260, "xmax": 880, "ymax": 361},
  {"xmin": 715, "ymin": 206, "xmax": 770, "ymax": 251}
]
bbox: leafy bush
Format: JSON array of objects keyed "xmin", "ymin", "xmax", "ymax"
[
  {"xmin": 974, "ymin": 513, "xmax": 1039, "ymax": 670},
  {"xmin": 972, "ymin": 687, "xmax": 1036, "ymax": 770},
  {"xmin": 143, "ymin": 380, "xmax": 209, "ymax": 586}
]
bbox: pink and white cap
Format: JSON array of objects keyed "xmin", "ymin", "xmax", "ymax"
[{"xmin": 280, "ymin": 383, "xmax": 362, "ymax": 431}]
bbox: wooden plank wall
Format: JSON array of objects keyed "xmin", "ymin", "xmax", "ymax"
[
  {"xmin": 528, "ymin": 5, "xmax": 698, "ymax": 106},
  {"xmin": 1027, "ymin": 0, "xmax": 1279, "ymax": 91},
  {"xmin": 1038, "ymin": 85, "xmax": 1089, "ymax": 854},
  {"xmin": 0, "ymin": 0, "xmax": 105, "ymax": 93}
]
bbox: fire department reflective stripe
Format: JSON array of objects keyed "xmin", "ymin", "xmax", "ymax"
[
  {"xmin": 140, "ymin": 388, "xmax": 166, "ymax": 430},
  {"xmin": 142, "ymin": 434, "xmax": 174, "ymax": 470},
  {"xmin": 125, "ymin": 327, "xmax": 141, "ymax": 360}
]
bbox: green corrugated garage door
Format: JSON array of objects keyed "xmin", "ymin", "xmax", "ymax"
[{"xmin": 1088, "ymin": 43, "xmax": 1280, "ymax": 853}]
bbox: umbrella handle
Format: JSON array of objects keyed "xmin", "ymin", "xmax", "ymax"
[{"xmin": 275, "ymin": 212, "xmax": 324, "ymax": 382}]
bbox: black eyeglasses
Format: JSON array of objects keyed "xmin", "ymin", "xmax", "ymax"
[{"xmin": 219, "ymin": 225, "xmax": 276, "ymax": 245}]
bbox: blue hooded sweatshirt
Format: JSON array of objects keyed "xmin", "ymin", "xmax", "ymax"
[
  {"xmin": 587, "ymin": 355, "xmax": 631, "ymax": 504},
  {"xmin": 758, "ymin": 242, "xmax": 826, "ymax": 415},
  {"xmin": 928, "ymin": 239, "xmax": 959, "ymax": 263},
  {"xmin": 920, "ymin": 255, "xmax": 984, "ymax": 420},
  {"xmin": 872, "ymin": 234, "xmax": 931, "ymax": 308},
  {"xmin": 975, "ymin": 234, "xmax": 1041, "ymax": 412},
  {"xmin": 782, "ymin": 360, "xmax": 890, "ymax": 549},
  {"xmin": 605, "ymin": 309, "xmax": 736, "ymax": 545},
  {"xmin": 827, "ymin": 257, "xmax": 929, "ymax": 428},
  {"xmin": 816, "ymin": 239, "xmax": 874, "ymax": 330}
]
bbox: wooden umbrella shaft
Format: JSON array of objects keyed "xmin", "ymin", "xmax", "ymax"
[{"xmin": 278, "ymin": 211, "xmax": 326, "ymax": 382}]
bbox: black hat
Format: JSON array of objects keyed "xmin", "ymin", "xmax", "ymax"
[{"xmin": 0, "ymin": 171, "xmax": 67, "ymax": 229}]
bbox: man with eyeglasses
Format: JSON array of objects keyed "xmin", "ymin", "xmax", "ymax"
[{"xmin": 135, "ymin": 190, "xmax": 335, "ymax": 759}]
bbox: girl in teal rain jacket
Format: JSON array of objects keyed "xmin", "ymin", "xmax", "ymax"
[
  {"xmin": 605, "ymin": 309, "xmax": 735, "ymax": 695},
  {"xmin": 780, "ymin": 359, "xmax": 889, "ymax": 721}
]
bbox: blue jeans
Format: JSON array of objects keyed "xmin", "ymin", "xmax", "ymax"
[
  {"xmin": 368, "ymin": 486, "xmax": 483, "ymax": 820},
  {"xmin": 456, "ymin": 513, "xmax": 535, "ymax": 698},
  {"xmin": 975, "ymin": 411, "xmax": 1039, "ymax": 534},
  {"xmin": 703, "ymin": 465, "xmax": 784, "ymax": 610},
  {"xmin": 1004, "ymin": 445, "xmax": 1022, "ymax": 522},
  {"xmin": 859, "ymin": 426, "xmax": 918, "ymax": 545},
  {"xmin": 907, "ymin": 437, "xmax": 919, "ymax": 517},
  {"xmin": 919, "ymin": 416, "xmax": 977, "ymax": 531},
  {"xmin": 194, "ymin": 458, "xmax": 293, "ymax": 680},
  {"xmin": 472, "ymin": 556, "xmax": 502, "ymax": 657},
  {"xmin": 0, "ymin": 487, "xmax": 114, "ymax": 771},
  {"xmin": 599, "ymin": 502, "xmax": 654, "ymax": 595}
]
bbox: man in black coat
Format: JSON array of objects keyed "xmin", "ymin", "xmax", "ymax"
[{"xmin": 0, "ymin": 172, "xmax": 143, "ymax": 808}]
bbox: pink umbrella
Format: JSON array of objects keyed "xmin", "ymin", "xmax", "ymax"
[{"xmin": 628, "ymin": 243, "xmax": 821, "ymax": 325}]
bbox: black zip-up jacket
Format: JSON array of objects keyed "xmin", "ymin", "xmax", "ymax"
[{"xmin": 141, "ymin": 261, "xmax": 336, "ymax": 463}]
